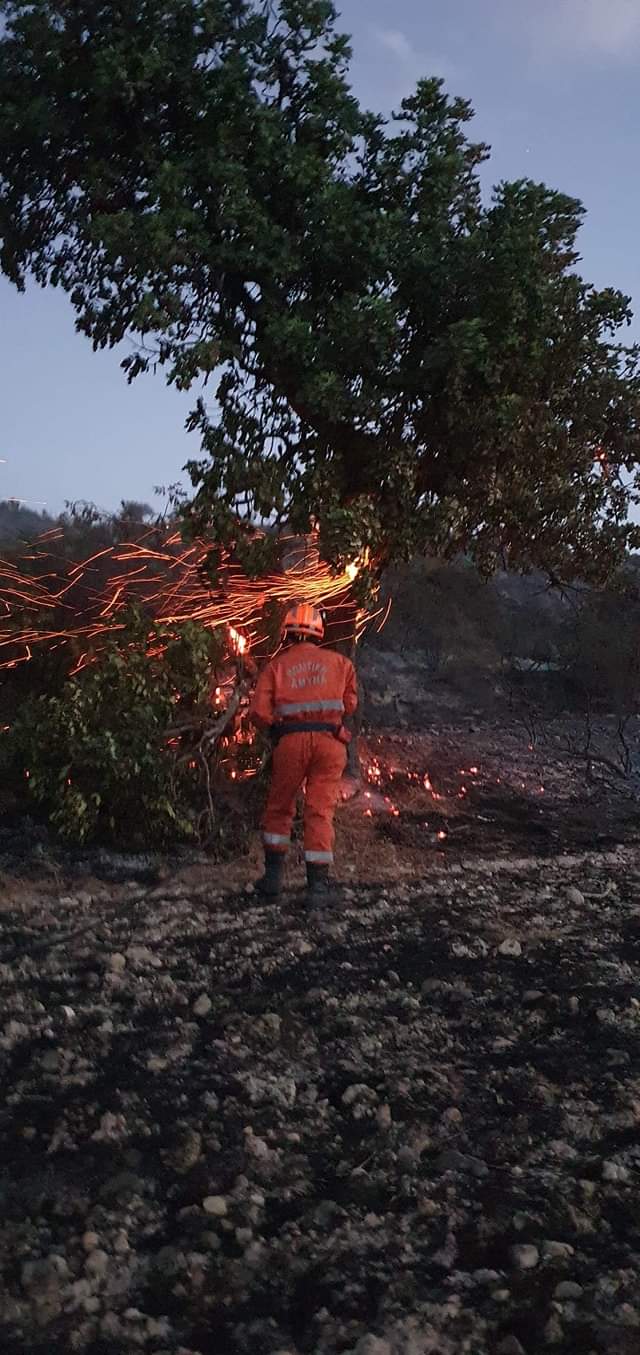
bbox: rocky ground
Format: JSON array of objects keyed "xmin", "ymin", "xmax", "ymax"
[{"xmin": 2, "ymin": 719, "xmax": 640, "ymax": 1355}]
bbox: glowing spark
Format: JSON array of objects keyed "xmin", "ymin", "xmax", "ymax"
[{"xmin": 0, "ymin": 526, "xmax": 377, "ymax": 673}]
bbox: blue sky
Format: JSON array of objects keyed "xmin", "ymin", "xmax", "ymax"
[{"xmin": 2, "ymin": 0, "xmax": 640, "ymax": 514}]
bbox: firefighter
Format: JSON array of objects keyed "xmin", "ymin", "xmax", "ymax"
[{"xmin": 249, "ymin": 603, "xmax": 358, "ymax": 902}]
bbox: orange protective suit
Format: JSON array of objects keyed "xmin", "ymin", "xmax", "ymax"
[{"xmin": 249, "ymin": 641, "xmax": 358, "ymax": 864}]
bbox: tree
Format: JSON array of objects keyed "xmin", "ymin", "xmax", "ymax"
[
  {"xmin": 1, "ymin": 0, "xmax": 640, "ymax": 581},
  {"xmin": 0, "ymin": 499, "xmax": 54, "ymax": 545}
]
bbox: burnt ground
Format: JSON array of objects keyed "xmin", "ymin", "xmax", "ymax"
[{"xmin": 2, "ymin": 719, "xmax": 640, "ymax": 1355}]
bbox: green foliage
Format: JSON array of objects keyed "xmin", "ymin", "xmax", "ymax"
[
  {"xmin": 4, "ymin": 612, "xmax": 225, "ymax": 844},
  {"xmin": 2, "ymin": 2, "xmax": 640, "ymax": 581}
]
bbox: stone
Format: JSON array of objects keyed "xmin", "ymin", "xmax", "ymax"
[
  {"xmin": 244, "ymin": 1132, "xmax": 270, "ymax": 1160},
  {"xmin": 101, "ymin": 1311, "xmax": 122, "ymax": 1338},
  {"xmin": 511, "ymin": 1244, "xmax": 539, "ymax": 1270},
  {"xmin": 193, "ymin": 994, "xmax": 212, "ymax": 1018},
  {"xmin": 543, "ymin": 1240, "xmax": 575, "ymax": 1260},
  {"xmin": 203, "ymin": 1195, "xmax": 227, "ymax": 1217},
  {"xmin": 442, "ymin": 1106, "xmax": 463, "ymax": 1124},
  {"xmin": 544, "ymin": 1313, "xmax": 564, "ymax": 1344},
  {"xmin": 436, "ymin": 1149, "xmax": 489, "ymax": 1178},
  {"xmin": 244, "ymin": 1241, "xmax": 266, "ymax": 1267},
  {"xmin": 603, "ymin": 1160, "xmax": 631, "ymax": 1182},
  {"xmin": 108, "ymin": 953, "xmax": 127, "ymax": 972},
  {"xmin": 352, "ymin": 1337, "xmax": 393, "ymax": 1355},
  {"xmin": 497, "ymin": 1338, "xmax": 526, "ymax": 1355},
  {"xmin": 554, "ymin": 1281, "xmax": 583, "ymax": 1299},
  {"xmin": 147, "ymin": 1317, "xmax": 172, "ymax": 1338},
  {"xmin": 85, "ymin": 1249, "xmax": 109, "ymax": 1278},
  {"xmin": 126, "ymin": 944, "xmax": 156, "ymax": 965},
  {"xmin": 91, "ymin": 1111, "xmax": 127, "ymax": 1142},
  {"xmin": 82, "ymin": 1231, "xmax": 100, "ymax": 1252},
  {"xmin": 342, "ymin": 1084, "xmax": 376, "ymax": 1107},
  {"xmin": 499, "ymin": 939, "xmax": 523, "ymax": 957},
  {"xmin": 566, "ymin": 886, "xmax": 584, "ymax": 907}
]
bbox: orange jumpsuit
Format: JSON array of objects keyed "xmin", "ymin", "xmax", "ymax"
[{"xmin": 249, "ymin": 642, "xmax": 358, "ymax": 864}]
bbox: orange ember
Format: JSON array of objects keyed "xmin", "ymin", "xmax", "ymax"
[{"xmin": 0, "ymin": 528, "xmax": 382, "ymax": 673}]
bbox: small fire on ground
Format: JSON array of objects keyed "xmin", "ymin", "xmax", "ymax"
[{"xmin": 357, "ymin": 737, "xmax": 547, "ymax": 848}]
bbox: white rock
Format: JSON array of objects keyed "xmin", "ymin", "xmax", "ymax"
[
  {"xmin": 342, "ymin": 1083, "xmax": 377, "ymax": 1107},
  {"xmin": 85, "ymin": 1249, "xmax": 109, "ymax": 1278},
  {"xmin": 555, "ymin": 1281, "xmax": 583, "ymax": 1299},
  {"xmin": 543, "ymin": 1240, "xmax": 575, "ymax": 1260},
  {"xmin": 245, "ymin": 1133, "xmax": 271, "ymax": 1160},
  {"xmin": 497, "ymin": 1338, "xmax": 526, "ymax": 1355},
  {"xmin": 566, "ymin": 886, "xmax": 585, "ymax": 906},
  {"xmin": 82, "ymin": 1232, "xmax": 100, "ymax": 1252},
  {"xmin": 511, "ymin": 1244, "xmax": 540, "ymax": 1270},
  {"xmin": 376, "ymin": 1103, "xmax": 392, "ymax": 1131},
  {"xmin": 603, "ymin": 1160, "xmax": 631, "ymax": 1183},
  {"xmin": 352, "ymin": 1337, "xmax": 393, "ymax": 1355},
  {"xmin": 244, "ymin": 1240, "xmax": 266, "ymax": 1267},
  {"xmin": 499, "ymin": 938, "xmax": 522, "ymax": 957},
  {"xmin": 126, "ymin": 945, "xmax": 155, "ymax": 966},
  {"xmin": 147, "ymin": 1316, "xmax": 171, "ymax": 1338},
  {"xmin": 91, "ymin": 1111, "xmax": 127, "ymax": 1143},
  {"xmin": 241, "ymin": 1073, "xmax": 297, "ymax": 1109},
  {"xmin": 193, "ymin": 994, "xmax": 213, "ymax": 1018},
  {"xmin": 203, "ymin": 1195, "xmax": 228, "ymax": 1217},
  {"xmin": 108, "ymin": 953, "xmax": 127, "ymax": 973}
]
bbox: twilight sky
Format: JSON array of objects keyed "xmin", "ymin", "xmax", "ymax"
[{"xmin": 2, "ymin": 0, "xmax": 639, "ymax": 514}]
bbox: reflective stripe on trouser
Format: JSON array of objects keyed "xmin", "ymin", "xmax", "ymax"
[
  {"xmin": 263, "ymin": 832, "xmax": 291, "ymax": 849},
  {"xmin": 261, "ymin": 731, "xmax": 347, "ymax": 862}
]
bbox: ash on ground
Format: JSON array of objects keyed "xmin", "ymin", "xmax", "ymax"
[{"xmin": 2, "ymin": 812, "xmax": 640, "ymax": 1354}]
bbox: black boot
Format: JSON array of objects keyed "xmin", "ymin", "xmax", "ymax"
[
  {"xmin": 255, "ymin": 851, "xmax": 284, "ymax": 899},
  {"xmin": 306, "ymin": 862, "xmax": 334, "ymax": 905}
]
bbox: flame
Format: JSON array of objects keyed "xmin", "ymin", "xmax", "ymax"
[{"xmin": 229, "ymin": 626, "xmax": 248, "ymax": 655}]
